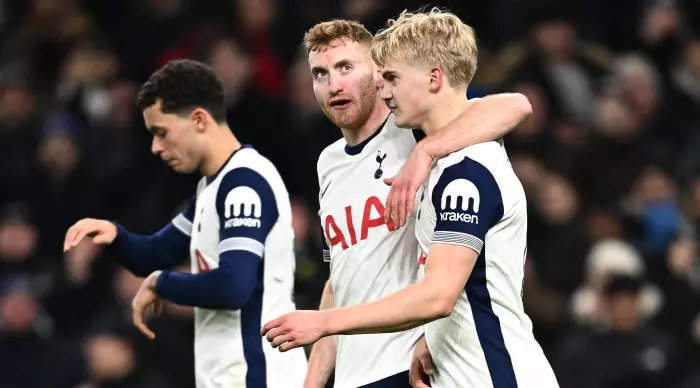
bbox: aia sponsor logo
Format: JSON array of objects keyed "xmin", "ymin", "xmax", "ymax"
[{"xmin": 323, "ymin": 196, "xmax": 395, "ymax": 250}]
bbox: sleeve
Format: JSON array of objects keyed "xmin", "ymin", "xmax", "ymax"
[
  {"xmin": 430, "ymin": 156, "xmax": 504, "ymax": 255},
  {"xmin": 216, "ymin": 167, "xmax": 279, "ymax": 257},
  {"xmin": 155, "ymin": 168, "xmax": 279, "ymax": 309},
  {"xmin": 111, "ymin": 197, "xmax": 194, "ymax": 277},
  {"xmin": 170, "ymin": 196, "xmax": 196, "ymax": 237}
]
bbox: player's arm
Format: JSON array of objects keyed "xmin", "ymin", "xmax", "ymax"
[
  {"xmin": 385, "ymin": 92, "xmax": 530, "ymax": 227},
  {"xmin": 263, "ymin": 157, "xmax": 501, "ymax": 349},
  {"xmin": 304, "ymin": 280, "xmax": 337, "ymax": 387},
  {"xmin": 263, "ymin": 246, "xmax": 475, "ymax": 348},
  {"xmin": 152, "ymin": 168, "xmax": 277, "ymax": 310},
  {"xmin": 324, "ymin": 244, "xmax": 476, "ymax": 334},
  {"xmin": 110, "ymin": 202, "xmax": 194, "ymax": 277},
  {"xmin": 305, "ymin": 229, "xmax": 336, "ymax": 386},
  {"xmin": 304, "ymin": 167, "xmax": 338, "ymax": 386},
  {"xmin": 327, "ymin": 157, "xmax": 500, "ymax": 334},
  {"xmin": 419, "ymin": 93, "xmax": 531, "ymax": 157},
  {"xmin": 63, "ymin": 199, "xmax": 195, "ymax": 277}
]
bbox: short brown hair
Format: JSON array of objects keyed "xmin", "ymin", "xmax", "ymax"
[
  {"xmin": 371, "ymin": 8, "xmax": 478, "ymax": 87},
  {"xmin": 303, "ymin": 20, "xmax": 373, "ymax": 54}
]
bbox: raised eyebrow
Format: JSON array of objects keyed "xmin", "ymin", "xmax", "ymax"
[
  {"xmin": 311, "ymin": 60, "xmax": 353, "ymax": 75},
  {"xmin": 334, "ymin": 59, "xmax": 353, "ymax": 69}
]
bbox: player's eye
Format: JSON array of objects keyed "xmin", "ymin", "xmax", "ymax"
[
  {"xmin": 313, "ymin": 70, "xmax": 328, "ymax": 81},
  {"xmin": 340, "ymin": 65, "xmax": 352, "ymax": 73}
]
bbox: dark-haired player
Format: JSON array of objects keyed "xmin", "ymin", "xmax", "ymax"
[{"xmin": 63, "ymin": 59, "xmax": 307, "ymax": 387}]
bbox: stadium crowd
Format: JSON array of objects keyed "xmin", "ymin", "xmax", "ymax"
[{"xmin": 2, "ymin": 0, "xmax": 700, "ymax": 387}]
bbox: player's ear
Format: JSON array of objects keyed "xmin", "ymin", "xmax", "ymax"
[
  {"xmin": 190, "ymin": 108, "xmax": 208, "ymax": 132},
  {"xmin": 428, "ymin": 67, "xmax": 442, "ymax": 93},
  {"xmin": 374, "ymin": 66, "xmax": 383, "ymax": 88}
]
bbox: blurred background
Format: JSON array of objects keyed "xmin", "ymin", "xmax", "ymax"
[{"xmin": 2, "ymin": 0, "xmax": 700, "ymax": 387}]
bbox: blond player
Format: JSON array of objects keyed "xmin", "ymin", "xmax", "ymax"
[
  {"xmin": 266, "ymin": 19, "xmax": 532, "ymax": 388},
  {"xmin": 262, "ymin": 10, "xmax": 559, "ymax": 388}
]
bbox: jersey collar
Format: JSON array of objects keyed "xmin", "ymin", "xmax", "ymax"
[
  {"xmin": 206, "ymin": 144, "xmax": 252, "ymax": 184},
  {"xmin": 344, "ymin": 114, "xmax": 390, "ymax": 156}
]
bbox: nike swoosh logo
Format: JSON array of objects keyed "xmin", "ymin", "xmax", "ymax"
[{"xmin": 321, "ymin": 180, "xmax": 332, "ymax": 198}]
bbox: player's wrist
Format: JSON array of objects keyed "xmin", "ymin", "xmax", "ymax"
[
  {"xmin": 317, "ymin": 309, "xmax": 336, "ymax": 337},
  {"xmin": 147, "ymin": 270, "xmax": 163, "ymax": 291},
  {"xmin": 109, "ymin": 221, "xmax": 126, "ymax": 244},
  {"xmin": 415, "ymin": 139, "xmax": 438, "ymax": 161}
]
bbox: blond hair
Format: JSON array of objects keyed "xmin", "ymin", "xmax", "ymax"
[
  {"xmin": 303, "ymin": 20, "xmax": 373, "ymax": 54},
  {"xmin": 371, "ymin": 8, "xmax": 478, "ymax": 87}
]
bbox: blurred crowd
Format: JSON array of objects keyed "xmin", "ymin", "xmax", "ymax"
[{"xmin": 3, "ymin": 0, "xmax": 700, "ymax": 387}]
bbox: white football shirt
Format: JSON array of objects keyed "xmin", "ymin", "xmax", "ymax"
[
  {"xmin": 415, "ymin": 140, "xmax": 559, "ymax": 388},
  {"xmin": 318, "ymin": 114, "xmax": 423, "ymax": 387},
  {"xmin": 172, "ymin": 146, "xmax": 308, "ymax": 388}
]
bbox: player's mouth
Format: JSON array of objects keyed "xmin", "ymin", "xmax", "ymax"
[{"xmin": 329, "ymin": 99, "xmax": 352, "ymax": 110}]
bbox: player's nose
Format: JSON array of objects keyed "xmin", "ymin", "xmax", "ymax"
[
  {"xmin": 151, "ymin": 137, "xmax": 163, "ymax": 155},
  {"xmin": 379, "ymin": 84, "xmax": 392, "ymax": 102},
  {"xmin": 328, "ymin": 74, "xmax": 343, "ymax": 95}
]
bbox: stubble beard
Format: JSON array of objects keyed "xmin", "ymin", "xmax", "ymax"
[{"xmin": 320, "ymin": 76, "xmax": 378, "ymax": 130}]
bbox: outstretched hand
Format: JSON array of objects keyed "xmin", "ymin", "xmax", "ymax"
[
  {"xmin": 261, "ymin": 311, "xmax": 328, "ymax": 352},
  {"xmin": 384, "ymin": 145, "xmax": 432, "ymax": 228},
  {"xmin": 63, "ymin": 218, "xmax": 118, "ymax": 252}
]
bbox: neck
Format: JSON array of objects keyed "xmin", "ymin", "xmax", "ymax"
[
  {"xmin": 421, "ymin": 88, "xmax": 470, "ymax": 135},
  {"xmin": 200, "ymin": 124, "xmax": 241, "ymax": 177},
  {"xmin": 341, "ymin": 96, "xmax": 390, "ymax": 146}
]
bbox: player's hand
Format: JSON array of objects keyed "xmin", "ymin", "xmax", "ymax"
[
  {"xmin": 131, "ymin": 271, "xmax": 164, "ymax": 340},
  {"xmin": 384, "ymin": 143, "xmax": 432, "ymax": 228},
  {"xmin": 63, "ymin": 218, "xmax": 118, "ymax": 252},
  {"xmin": 409, "ymin": 335, "xmax": 434, "ymax": 388},
  {"xmin": 261, "ymin": 311, "xmax": 327, "ymax": 352}
]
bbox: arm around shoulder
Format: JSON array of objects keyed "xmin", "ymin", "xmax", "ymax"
[{"xmin": 420, "ymin": 92, "xmax": 532, "ymax": 159}]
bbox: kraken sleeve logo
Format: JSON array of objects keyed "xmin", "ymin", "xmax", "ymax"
[{"xmin": 224, "ymin": 186, "xmax": 262, "ymax": 228}]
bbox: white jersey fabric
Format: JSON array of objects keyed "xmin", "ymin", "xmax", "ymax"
[
  {"xmin": 172, "ymin": 146, "xmax": 307, "ymax": 388},
  {"xmin": 414, "ymin": 140, "xmax": 559, "ymax": 388},
  {"xmin": 317, "ymin": 114, "xmax": 423, "ymax": 387}
]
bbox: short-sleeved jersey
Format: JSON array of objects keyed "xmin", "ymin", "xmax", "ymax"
[
  {"xmin": 318, "ymin": 114, "xmax": 423, "ymax": 387},
  {"xmin": 415, "ymin": 140, "xmax": 559, "ymax": 388},
  {"xmin": 173, "ymin": 146, "xmax": 307, "ymax": 388}
]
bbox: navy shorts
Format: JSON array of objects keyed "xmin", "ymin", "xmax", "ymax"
[{"xmin": 358, "ymin": 371, "xmax": 411, "ymax": 388}]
